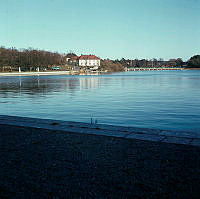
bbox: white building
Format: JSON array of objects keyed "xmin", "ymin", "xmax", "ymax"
[{"xmin": 79, "ymin": 55, "xmax": 100, "ymax": 69}]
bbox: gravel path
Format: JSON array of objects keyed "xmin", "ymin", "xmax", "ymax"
[{"xmin": 0, "ymin": 124, "xmax": 200, "ymax": 199}]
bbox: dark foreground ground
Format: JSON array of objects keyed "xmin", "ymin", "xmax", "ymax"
[{"xmin": 0, "ymin": 124, "xmax": 200, "ymax": 199}]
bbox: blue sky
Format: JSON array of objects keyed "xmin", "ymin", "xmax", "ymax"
[{"xmin": 0, "ymin": 0, "xmax": 199, "ymax": 60}]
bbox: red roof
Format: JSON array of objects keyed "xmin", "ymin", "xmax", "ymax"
[
  {"xmin": 79, "ymin": 55, "xmax": 100, "ymax": 60},
  {"xmin": 70, "ymin": 56, "xmax": 79, "ymax": 60}
]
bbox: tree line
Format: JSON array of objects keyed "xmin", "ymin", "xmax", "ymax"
[
  {"xmin": 100, "ymin": 58, "xmax": 185, "ymax": 72},
  {"xmin": 0, "ymin": 46, "xmax": 200, "ymax": 72},
  {"xmin": 101, "ymin": 56, "xmax": 200, "ymax": 71},
  {"xmin": 114, "ymin": 58, "xmax": 185, "ymax": 68},
  {"xmin": 187, "ymin": 55, "xmax": 200, "ymax": 68},
  {"xmin": 0, "ymin": 46, "xmax": 65, "ymax": 72}
]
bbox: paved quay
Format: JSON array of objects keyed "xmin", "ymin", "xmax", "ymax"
[
  {"xmin": 0, "ymin": 115, "xmax": 200, "ymax": 198},
  {"xmin": 0, "ymin": 115, "xmax": 200, "ymax": 147}
]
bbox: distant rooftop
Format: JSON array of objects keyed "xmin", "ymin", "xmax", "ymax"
[{"xmin": 79, "ymin": 55, "xmax": 100, "ymax": 60}]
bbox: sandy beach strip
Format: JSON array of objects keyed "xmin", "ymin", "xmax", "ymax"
[{"xmin": 0, "ymin": 71, "xmax": 74, "ymax": 77}]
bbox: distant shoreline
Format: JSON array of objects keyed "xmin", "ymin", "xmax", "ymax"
[
  {"xmin": 0, "ymin": 71, "xmax": 72, "ymax": 77},
  {"xmin": 0, "ymin": 68, "xmax": 199, "ymax": 77},
  {"xmin": 0, "ymin": 71, "xmax": 105, "ymax": 77},
  {"xmin": 185, "ymin": 68, "xmax": 200, "ymax": 70}
]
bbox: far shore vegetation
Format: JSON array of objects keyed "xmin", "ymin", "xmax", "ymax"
[{"xmin": 0, "ymin": 46, "xmax": 200, "ymax": 73}]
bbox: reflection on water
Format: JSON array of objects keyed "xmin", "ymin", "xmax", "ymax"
[
  {"xmin": 0, "ymin": 75, "xmax": 101, "ymax": 98},
  {"xmin": 1, "ymin": 70, "xmax": 200, "ymax": 132}
]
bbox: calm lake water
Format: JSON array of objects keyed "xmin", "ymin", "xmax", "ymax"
[{"xmin": 0, "ymin": 70, "xmax": 200, "ymax": 132}]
